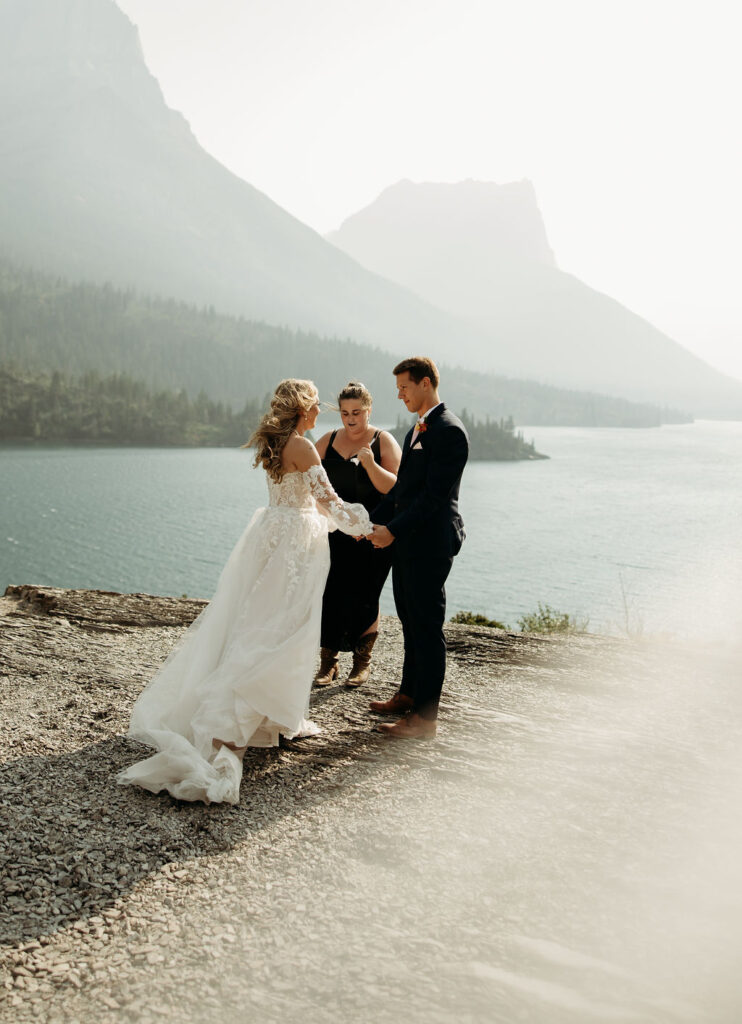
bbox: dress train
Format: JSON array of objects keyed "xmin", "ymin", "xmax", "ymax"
[{"xmin": 116, "ymin": 466, "xmax": 371, "ymax": 804}]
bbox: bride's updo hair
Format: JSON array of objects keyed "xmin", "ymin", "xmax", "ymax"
[
  {"xmin": 337, "ymin": 381, "xmax": 372, "ymax": 408},
  {"xmin": 248, "ymin": 378, "xmax": 318, "ymax": 482}
]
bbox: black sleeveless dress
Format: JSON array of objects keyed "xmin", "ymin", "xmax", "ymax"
[{"xmin": 320, "ymin": 430, "xmax": 394, "ymax": 651}]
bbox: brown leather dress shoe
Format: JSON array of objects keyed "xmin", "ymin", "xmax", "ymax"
[
  {"xmin": 378, "ymin": 713, "xmax": 437, "ymax": 739},
  {"xmin": 368, "ymin": 692, "xmax": 414, "ymax": 716}
]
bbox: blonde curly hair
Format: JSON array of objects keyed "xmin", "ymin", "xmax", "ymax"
[{"xmin": 247, "ymin": 379, "xmax": 319, "ymax": 482}]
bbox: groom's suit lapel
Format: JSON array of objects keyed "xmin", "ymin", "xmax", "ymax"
[
  {"xmin": 399, "ymin": 402, "xmax": 446, "ymax": 472},
  {"xmin": 399, "ymin": 426, "xmax": 415, "ymax": 471}
]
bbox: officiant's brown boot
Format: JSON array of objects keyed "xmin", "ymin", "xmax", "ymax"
[
  {"xmin": 345, "ymin": 632, "xmax": 378, "ymax": 688},
  {"xmin": 369, "ymin": 692, "xmax": 414, "ymax": 715},
  {"xmin": 378, "ymin": 713, "xmax": 437, "ymax": 739},
  {"xmin": 314, "ymin": 648, "xmax": 338, "ymax": 687}
]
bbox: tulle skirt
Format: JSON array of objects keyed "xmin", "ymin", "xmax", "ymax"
[{"xmin": 116, "ymin": 505, "xmax": 331, "ymax": 804}]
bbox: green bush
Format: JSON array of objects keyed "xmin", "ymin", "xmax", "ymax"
[
  {"xmin": 450, "ymin": 611, "xmax": 507, "ymax": 629},
  {"xmin": 517, "ymin": 603, "xmax": 588, "ymax": 634}
]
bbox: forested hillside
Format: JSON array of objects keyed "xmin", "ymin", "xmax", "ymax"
[
  {"xmin": 0, "ymin": 262, "xmax": 690, "ymax": 428},
  {"xmin": 0, "ymin": 368, "xmax": 547, "ymax": 461},
  {"xmin": 0, "ymin": 368, "xmax": 262, "ymax": 446},
  {"xmin": 390, "ymin": 412, "xmax": 547, "ymax": 461}
]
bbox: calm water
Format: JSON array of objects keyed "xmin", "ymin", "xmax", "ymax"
[{"xmin": 1, "ymin": 421, "xmax": 740, "ymax": 637}]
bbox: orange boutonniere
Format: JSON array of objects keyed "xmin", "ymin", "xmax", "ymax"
[{"xmin": 416, "ymin": 419, "xmax": 427, "ymax": 433}]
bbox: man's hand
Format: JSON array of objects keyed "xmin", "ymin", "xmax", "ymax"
[{"xmin": 369, "ymin": 524, "xmax": 395, "ymax": 549}]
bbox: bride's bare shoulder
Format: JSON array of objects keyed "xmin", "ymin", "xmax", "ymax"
[{"xmin": 282, "ymin": 434, "xmax": 321, "ymax": 473}]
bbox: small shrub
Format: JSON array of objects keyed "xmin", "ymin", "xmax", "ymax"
[
  {"xmin": 517, "ymin": 603, "xmax": 588, "ymax": 635},
  {"xmin": 450, "ymin": 610, "xmax": 507, "ymax": 629}
]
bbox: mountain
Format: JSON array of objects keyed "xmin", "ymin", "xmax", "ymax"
[
  {"xmin": 328, "ymin": 180, "xmax": 742, "ymax": 417},
  {"xmin": 329, "ymin": 178, "xmax": 558, "ymax": 305},
  {"xmin": 0, "ymin": 0, "xmax": 738, "ymax": 418},
  {"xmin": 0, "ymin": 260, "xmax": 689, "ymax": 428},
  {"xmin": 0, "ymin": 0, "xmax": 472, "ymax": 355}
]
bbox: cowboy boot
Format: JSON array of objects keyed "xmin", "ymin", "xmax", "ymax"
[
  {"xmin": 314, "ymin": 648, "xmax": 339, "ymax": 687},
  {"xmin": 345, "ymin": 632, "xmax": 378, "ymax": 688}
]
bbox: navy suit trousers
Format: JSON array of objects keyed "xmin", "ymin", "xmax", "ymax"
[{"xmin": 393, "ymin": 551, "xmax": 454, "ymax": 720}]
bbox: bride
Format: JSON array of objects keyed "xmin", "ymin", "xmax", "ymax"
[{"xmin": 117, "ymin": 379, "xmax": 373, "ymax": 804}]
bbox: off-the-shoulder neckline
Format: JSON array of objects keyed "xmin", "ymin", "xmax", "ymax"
[{"xmin": 275, "ymin": 465, "xmax": 322, "ymax": 479}]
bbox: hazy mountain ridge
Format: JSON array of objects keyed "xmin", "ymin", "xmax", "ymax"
[
  {"xmin": 0, "ymin": 0, "xmax": 172, "ymax": 122},
  {"xmin": 0, "ymin": 0, "xmax": 481, "ymax": 360},
  {"xmin": 327, "ymin": 178, "xmax": 557, "ymax": 293},
  {"xmin": 0, "ymin": 260, "xmax": 689, "ymax": 428},
  {"xmin": 329, "ymin": 182, "xmax": 742, "ymax": 418},
  {"xmin": 0, "ymin": 0, "xmax": 737, "ymax": 418}
]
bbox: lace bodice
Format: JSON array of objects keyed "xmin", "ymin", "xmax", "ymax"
[{"xmin": 267, "ymin": 464, "xmax": 372, "ymax": 535}]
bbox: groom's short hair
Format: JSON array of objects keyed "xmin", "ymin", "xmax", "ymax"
[{"xmin": 393, "ymin": 356, "xmax": 440, "ymax": 388}]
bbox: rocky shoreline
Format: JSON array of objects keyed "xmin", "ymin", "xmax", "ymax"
[{"xmin": 1, "ymin": 585, "xmax": 740, "ymax": 1023}]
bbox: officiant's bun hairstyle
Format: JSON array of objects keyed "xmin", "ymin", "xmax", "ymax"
[
  {"xmin": 393, "ymin": 356, "xmax": 439, "ymax": 388},
  {"xmin": 247, "ymin": 378, "xmax": 318, "ymax": 482},
  {"xmin": 337, "ymin": 381, "xmax": 372, "ymax": 408}
]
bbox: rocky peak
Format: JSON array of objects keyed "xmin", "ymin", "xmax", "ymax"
[
  {"xmin": 1, "ymin": 0, "xmax": 140, "ymax": 62},
  {"xmin": 329, "ymin": 178, "xmax": 556, "ymax": 275},
  {"xmin": 327, "ymin": 178, "xmax": 556, "ymax": 318},
  {"xmin": 0, "ymin": 0, "xmax": 180, "ymax": 131}
]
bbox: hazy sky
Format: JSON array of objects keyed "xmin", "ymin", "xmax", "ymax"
[{"xmin": 117, "ymin": 0, "xmax": 741, "ymax": 381}]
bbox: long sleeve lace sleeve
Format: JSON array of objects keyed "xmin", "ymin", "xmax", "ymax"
[{"xmin": 306, "ymin": 464, "xmax": 373, "ymax": 536}]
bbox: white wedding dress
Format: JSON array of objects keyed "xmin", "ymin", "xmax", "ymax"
[{"xmin": 116, "ymin": 464, "xmax": 372, "ymax": 805}]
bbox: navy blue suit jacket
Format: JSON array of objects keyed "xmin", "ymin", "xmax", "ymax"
[{"xmin": 373, "ymin": 403, "xmax": 469, "ymax": 559}]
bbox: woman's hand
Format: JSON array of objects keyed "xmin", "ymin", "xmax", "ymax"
[{"xmin": 356, "ymin": 446, "xmax": 375, "ymax": 470}]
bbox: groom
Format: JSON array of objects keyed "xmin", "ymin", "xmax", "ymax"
[{"xmin": 369, "ymin": 356, "xmax": 469, "ymax": 738}]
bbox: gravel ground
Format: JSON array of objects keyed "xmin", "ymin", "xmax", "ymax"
[{"xmin": 1, "ymin": 586, "xmax": 741, "ymax": 1024}]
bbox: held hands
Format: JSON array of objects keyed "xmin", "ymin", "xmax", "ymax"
[{"xmin": 367, "ymin": 524, "xmax": 394, "ymax": 549}]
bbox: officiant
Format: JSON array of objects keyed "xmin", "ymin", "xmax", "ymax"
[{"xmin": 313, "ymin": 382, "xmax": 402, "ymax": 687}]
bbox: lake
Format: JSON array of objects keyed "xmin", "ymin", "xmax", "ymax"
[{"xmin": 1, "ymin": 420, "xmax": 740, "ymax": 639}]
